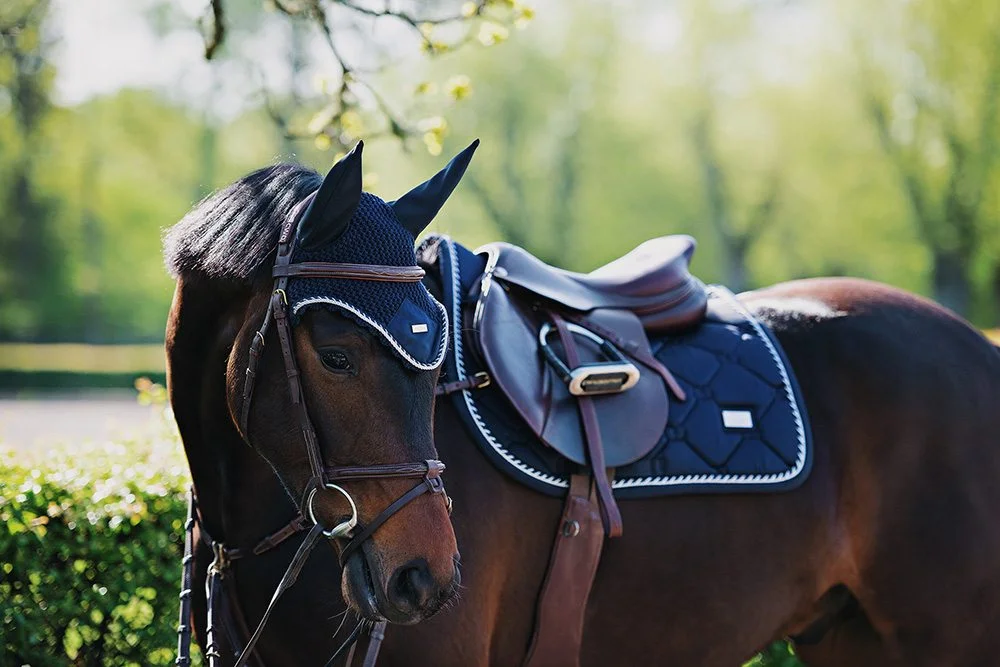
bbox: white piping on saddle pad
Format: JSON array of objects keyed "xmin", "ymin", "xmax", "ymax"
[{"xmin": 443, "ymin": 236, "xmax": 808, "ymax": 491}]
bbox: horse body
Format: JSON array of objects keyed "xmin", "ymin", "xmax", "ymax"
[
  {"xmin": 378, "ymin": 276, "xmax": 1000, "ymax": 667},
  {"xmin": 166, "ymin": 153, "xmax": 1000, "ymax": 665}
]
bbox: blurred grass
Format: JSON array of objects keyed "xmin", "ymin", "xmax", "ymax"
[{"xmin": 0, "ymin": 343, "xmax": 165, "ymax": 373}]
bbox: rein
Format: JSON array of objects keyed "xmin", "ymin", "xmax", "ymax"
[{"xmin": 177, "ymin": 190, "xmax": 451, "ymax": 667}]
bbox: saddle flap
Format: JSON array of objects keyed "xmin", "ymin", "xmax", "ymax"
[{"xmin": 475, "ymin": 277, "xmax": 668, "ymax": 467}]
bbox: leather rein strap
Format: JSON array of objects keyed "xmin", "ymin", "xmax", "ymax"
[{"xmin": 181, "ymin": 190, "xmax": 450, "ymax": 667}]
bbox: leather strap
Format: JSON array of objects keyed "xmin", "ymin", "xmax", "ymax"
[
  {"xmin": 324, "ymin": 460, "xmax": 445, "ymax": 482},
  {"xmin": 339, "ymin": 463, "xmax": 447, "ymax": 567},
  {"xmin": 175, "ymin": 489, "xmax": 196, "ymax": 666},
  {"xmin": 568, "ymin": 314, "xmax": 686, "ymax": 401},
  {"xmin": 523, "ymin": 475, "xmax": 605, "ymax": 667},
  {"xmin": 205, "ymin": 550, "xmax": 226, "ymax": 667},
  {"xmin": 272, "ymin": 262, "xmax": 425, "ymax": 282},
  {"xmin": 550, "ymin": 313, "xmax": 623, "ymax": 538},
  {"xmin": 362, "ymin": 621, "xmax": 388, "ymax": 667},
  {"xmin": 251, "ymin": 515, "xmax": 310, "ymax": 556},
  {"xmin": 434, "ymin": 371, "xmax": 491, "ymax": 396},
  {"xmin": 234, "ymin": 523, "xmax": 325, "ymax": 667},
  {"xmin": 196, "ymin": 495, "xmax": 309, "ymax": 563},
  {"xmin": 239, "ymin": 311, "xmax": 272, "ymax": 436}
]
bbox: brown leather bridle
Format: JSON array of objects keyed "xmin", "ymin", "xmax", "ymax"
[{"xmin": 177, "ymin": 191, "xmax": 452, "ymax": 667}]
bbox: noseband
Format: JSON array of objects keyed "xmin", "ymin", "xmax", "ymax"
[{"xmin": 178, "ymin": 191, "xmax": 451, "ymax": 667}]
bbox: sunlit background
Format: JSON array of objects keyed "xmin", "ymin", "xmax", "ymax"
[
  {"xmin": 6, "ymin": 0, "xmax": 1000, "ymax": 445},
  {"xmin": 2, "ymin": 0, "xmax": 997, "ymax": 663},
  {"xmin": 1, "ymin": 0, "xmax": 998, "ymax": 423}
]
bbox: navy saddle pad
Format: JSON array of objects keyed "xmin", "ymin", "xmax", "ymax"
[{"xmin": 424, "ymin": 235, "xmax": 813, "ymax": 499}]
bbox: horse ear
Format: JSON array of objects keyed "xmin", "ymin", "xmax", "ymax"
[
  {"xmin": 390, "ymin": 139, "xmax": 479, "ymax": 238},
  {"xmin": 298, "ymin": 141, "xmax": 364, "ymax": 250}
]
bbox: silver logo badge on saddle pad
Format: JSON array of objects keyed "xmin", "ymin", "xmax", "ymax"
[{"xmin": 721, "ymin": 409, "xmax": 754, "ymax": 429}]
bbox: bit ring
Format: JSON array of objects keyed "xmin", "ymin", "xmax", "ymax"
[{"xmin": 307, "ymin": 483, "xmax": 358, "ymax": 538}]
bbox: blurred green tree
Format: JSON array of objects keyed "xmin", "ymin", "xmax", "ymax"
[
  {"xmin": 852, "ymin": 0, "xmax": 1000, "ymax": 318},
  {"xmin": 682, "ymin": 0, "xmax": 785, "ymax": 293},
  {"xmin": 0, "ymin": 0, "xmax": 73, "ymax": 341}
]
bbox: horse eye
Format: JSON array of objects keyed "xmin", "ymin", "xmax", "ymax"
[{"xmin": 320, "ymin": 350, "xmax": 354, "ymax": 374}]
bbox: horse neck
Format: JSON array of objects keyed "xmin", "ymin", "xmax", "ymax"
[{"xmin": 167, "ymin": 277, "xmax": 296, "ymax": 546}]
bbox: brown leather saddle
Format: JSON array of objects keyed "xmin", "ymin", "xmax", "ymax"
[
  {"xmin": 472, "ymin": 235, "xmax": 708, "ymax": 469},
  {"xmin": 465, "ymin": 236, "xmax": 708, "ymax": 666}
]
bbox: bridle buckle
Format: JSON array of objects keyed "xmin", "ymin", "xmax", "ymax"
[{"xmin": 208, "ymin": 542, "xmax": 230, "ymax": 576}]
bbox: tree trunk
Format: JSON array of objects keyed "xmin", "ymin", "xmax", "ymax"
[
  {"xmin": 932, "ymin": 250, "xmax": 973, "ymax": 316},
  {"xmin": 722, "ymin": 248, "xmax": 749, "ymax": 293},
  {"xmin": 989, "ymin": 263, "xmax": 1000, "ymax": 328}
]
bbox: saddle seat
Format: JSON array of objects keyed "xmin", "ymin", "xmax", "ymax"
[{"xmin": 482, "ymin": 235, "xmax": 708, "ymax": 334}]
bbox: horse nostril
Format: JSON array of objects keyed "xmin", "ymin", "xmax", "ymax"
[{"xmin": 389, "ymin": 559, "xmax": 436, "ymax": 613}]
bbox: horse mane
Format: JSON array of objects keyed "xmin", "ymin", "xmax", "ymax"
[{"xmin": 163, "ymin": 164, "xmax": 322, "ymax": 283}]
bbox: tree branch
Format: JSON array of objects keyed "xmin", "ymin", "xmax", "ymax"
[
  {"xmin": 740, "ymin": 168, "xmax": 780, "ymax": 249},
  {"xmin": 333, "ymin": 0, "xmax": 486, "ymax": 30},
  {"xmin": 861, "ymin": 81, "xmax": 939, "ymax": 246},
  {"xmin": 200, "ymin": 0, "xmax": 225, "ymax": 60},
  {"xmin": 197, "ymin": 0, "xmax": 512, "ymax": 145}
]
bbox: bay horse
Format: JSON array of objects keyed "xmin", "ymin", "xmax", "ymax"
[{"xmin": 165, "ymin": 144, "xmax": 1000, "ymax": 666}]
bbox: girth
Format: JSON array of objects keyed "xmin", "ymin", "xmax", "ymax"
[{"xmin": 178, "ymin": 190, "xmax": 452, "ymax": 667}]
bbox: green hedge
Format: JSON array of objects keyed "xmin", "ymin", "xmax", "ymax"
[{"xmin": 0, "ymin": 417, "xmax": 198, "ymax": 665}]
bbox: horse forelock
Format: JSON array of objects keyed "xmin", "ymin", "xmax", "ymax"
[{"xmin": 163, "ymin": 164, "xmax": 322, "ymax": 284}]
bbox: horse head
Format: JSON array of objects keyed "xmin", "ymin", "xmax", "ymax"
[{"xmin": 194, "ymin": 140, "xmax": 476, "ymax": 625}]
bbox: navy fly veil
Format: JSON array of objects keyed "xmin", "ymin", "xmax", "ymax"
[
  {"xmin": 284, "ymin": 140, "xmax": 479, "ymax": 370},
  {"xmin": 289, "ymin": 192, "xmax": 448, "ymax": 369}
]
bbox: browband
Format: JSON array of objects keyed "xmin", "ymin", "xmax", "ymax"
[{"xmin": 272, "ymin": 262, "xmax": 426, "ymax": 282}]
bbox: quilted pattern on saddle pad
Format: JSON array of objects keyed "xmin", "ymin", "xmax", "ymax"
[{"xmin": 426, "ymin": 235, "xmax": 813, "ymax": 499}]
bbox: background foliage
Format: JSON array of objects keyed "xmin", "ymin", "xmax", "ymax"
[{"xmin": 2, "ymin": 0, "xmax": 999, "ymax": 349}]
